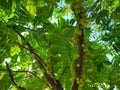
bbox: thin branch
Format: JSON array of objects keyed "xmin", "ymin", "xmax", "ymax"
[
  {"xmin": 13, "ymin": 29, "xmax": 46, "ymax": 68},
  {"xmin": 13, "ymin": 28, "xmax": 34, "ymax": 53},
  {"xmin": 16, "ymin": 24, "xmax": 37, "ymax": 32},
  {"xmin": 43, "ymin": 23, "xmax": 78, "ymax": 46},
  {"xmin": 87, "ymin": 0, "xmax": 99, "ymax": 14},
  {"xmin": 16, "ymin": 23, "xmax": 77, "ymax": 46},
  {"xmin": 15, "ymin": 42, "xmax": 30, "ymax": 51},
  {"xmin": 59, "ymin": 66, "xmax": 67, "ymax": 80},
  {"xmin": 0, "ymin": 68, "xmax": 40, "ymax": 80},
  {"xmin": 5, "ymin": 62, "xmax": 26, "ymax": 90},
  {"xmin": 51, "ymin": 29, "xmax": 77, "ymax": 46}
]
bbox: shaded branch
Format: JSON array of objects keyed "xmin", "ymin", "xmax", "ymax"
[
  {"xmin": 15, "ymin": 24, "xmax": 37, "ymax": 32},
  {"xmin": 15, "ymin": 23, "xmax": 77, "ymax": 46},
  {"xmin": 43, "ymin": 22, "xmax": 78, "ymax": 46},
  {"xmin": 5, "ymin": 62, "xmax": 26, "ymax": 90},
  {"xmin": 59, "ymin": 66, "xmax": 67, "ymax": 80},
  {"xmin": 13, "ymin": 28, "xmax": 35, "ymax": 53},
  {"xmin": 51, "ymin": 29, "xmax": 77, "ymax": 46},
  {"xmin": 11, "ymin": 26, "xmax": 63, "ymax": 90},
  {"xmin": 13, "ymin": 28, "xmax": 46, "ymax": 68},
  {"xmin": 0, "ymin": 68, "xmax": 40, "ymax": 80},
  {"xmin": 15, "ymin": 42, "xmax": 30, "ymax": 51},
  {"xmin": 87, "ymin": 0, "xmax": 99, "ymax": 14},
  {"xmin": 16, "ymin": 42, "xmax": 63, "ymax": 90}
]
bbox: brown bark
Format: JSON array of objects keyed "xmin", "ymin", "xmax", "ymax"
[
  {"xmin": 71, "ymin": 1, "xmax": 85, "ymax": 90},
  {"xmin": 12, "ymin": 27, "xmax": 63, "ymax": 90},
  {"xmin": 72, "ymin": 29, "xmax": 84, "ymax": 90}
]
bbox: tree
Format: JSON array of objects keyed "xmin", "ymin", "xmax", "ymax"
[{"xmin": 0, "ymin": 0, "xmax": 120, "ymax": 90}]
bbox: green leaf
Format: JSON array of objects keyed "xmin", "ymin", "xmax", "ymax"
[
  {"xmin": 0, "ymin": 74, "xmax": 9, "ymax": 90},
  {"xmin": 0, "ymin": 0, "xmax": 120, "ymax": 89}
]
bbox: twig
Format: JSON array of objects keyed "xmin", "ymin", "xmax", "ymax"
[
  {"xmin": 5, "ymin": 62, "xmax": 26, "ymax": 90},
  {"xmin": 14, "ymin": 22, "xmax": 77, "ymax": 46},
  {"xmin": 59, "ymin": 66, "xmax": 67, "ymax": 80},
  {"xmin": 87, "ymin": 0, "xmax": 99, "ymax": 14},
  {"xmin": 43, "ymin": 23, "xmax": 78, "ymax": 46},
  {"xmin": 0, "ymin": 68, "xmax": 40, "ymax": 80},
  {"xmin": 15, "ymin": 42, "xmax": 30, "ymax": 51},
  {"xmin": 51, "ymin": 29, "xmax": 77, "ymax": 46},
  {"xmin": 16, "ymin": 24, "xmax": 37, "ymax": 32}
]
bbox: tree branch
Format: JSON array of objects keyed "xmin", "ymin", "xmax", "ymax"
[
  {"xmin": 0, "ymin": 68, "xmax": 40, "ymax": 80},
  {"xmin": 59, "ymin": 66, "xmax": 67, "ymax": 80},
  {"xmin": 15, "ymin": 23, "xmax": 77, "ymax": 46},
  {"xmin": 71, "ymin": 2, "xmax": 85, "ymax": 90},
  {"xmin": 87, "ymin": 0, "xmax": 99, "ymax": 14},
  {"xmin": 11, "ymin": 26, "xmax": 63, "ymax": 90},
  {"xmin": 15, "ymin": 42, "xmax": 30, "ymax": 51},
  {"xmin": 43, "ymin": 22, "xmax": 78, "ymax": 46},
  {"xmin": 5, "ymin": 62, "xmax": 26, "ymax": 90}
]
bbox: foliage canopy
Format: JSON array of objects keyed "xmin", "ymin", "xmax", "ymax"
[{"xmin": 0, "ymin": 0, "xmax": 120, "ymax": 90}]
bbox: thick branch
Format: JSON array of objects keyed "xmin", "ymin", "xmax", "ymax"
[
  {"xmin": 13, "ymin": 28, "xmax": 46, "ymax": 69},
  {"xmin": 5, "ymin": 62, "xmax": 26, "ymax": 90},
  {"xmin": 12, "ymin": 27, "xmax": 63, "ymax": 90},
  {"xmin": 71, "ymin": 2, "xmax": 85, "ymax": 90},
  {"xmin": 72, "ymin": 30, "xmax": 84, "ymax": 90}
]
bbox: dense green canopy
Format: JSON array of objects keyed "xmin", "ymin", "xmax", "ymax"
[{"xmin": 0, "ymin": 0, "xmax": 120, "ymax": 90}]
